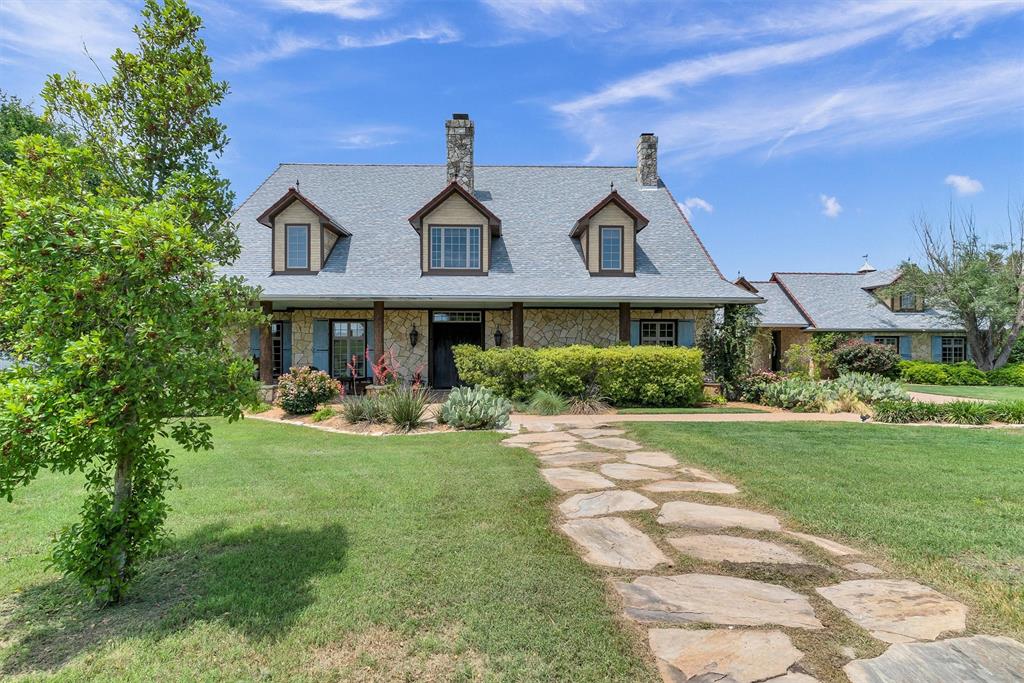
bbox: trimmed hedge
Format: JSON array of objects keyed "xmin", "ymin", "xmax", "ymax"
[
  {"xmin": 874, "ymin": 398, "xmax": 1024, "ymax": 425},
  {"xmin": 899, "ymin": 360, "xmax": 1024, "ymax": 386},
  {"xmin": 832, "ymin": 340, "xmax": 901, "ymax": 378},
  {"xmin": 452, "ymin": 344, "xmax": 704, "ymax": 408}
]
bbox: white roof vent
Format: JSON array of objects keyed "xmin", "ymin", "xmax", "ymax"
[{"xmin": 857, "ymin": 256, "xmax": 876, "ymax": 273}]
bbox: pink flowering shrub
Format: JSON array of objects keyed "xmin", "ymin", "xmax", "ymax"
[{"xmin": 276, "ymin": 366, "xmax": 340, "ymax": 414}]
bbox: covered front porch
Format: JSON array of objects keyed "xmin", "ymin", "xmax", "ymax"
[{"xmin": 249, "ymin": 299, "xmax": 711, "ymax": 390}]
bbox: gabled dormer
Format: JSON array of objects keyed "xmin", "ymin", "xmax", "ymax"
[
  {"xmin": 570, "ymin": 190, "xmax": 648, "ymax": 276},
  {"xmin": 408, "ymin": 180, "xmax": 501, "ymax": 275},
  {"xmin": 861, "ymin": 270, "xmax": 925, "ymax": 312},
  {"xmin": 258, "ymin": 187, "xmax": 349, "ymax": 274}
]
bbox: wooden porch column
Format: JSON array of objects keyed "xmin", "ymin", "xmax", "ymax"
[
  {"xmin": 259, "ymin": 301, "xmax": 274, "ymax": 384},
  {"xmin": 512, "ymin": 302, "xmax": 524, "ymax": 346},
  {"xmin": 618, "ymin": 302, "xmax": 631, "ymax": 343},
  {"xmin": 373, "ymin": 300, "xmax": 385, "ymax": 362}
]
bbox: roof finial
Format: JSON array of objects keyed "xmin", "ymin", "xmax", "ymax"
[
  {"xmin": 296, "ymin": 178, "xmax": 300, "ymax": 191},
  {"xmin": 610, "ymin": 181, "xmax": 615, "ymax": 193},
  {"xmin": 858, "ymin": 254, "xmax": 876, "ymax": 273}
]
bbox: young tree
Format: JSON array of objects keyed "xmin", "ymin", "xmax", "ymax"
[
  {"xmin": 43, "ymin": 0, "xmax": 238, "ymax": 263},
  {"xmin": 0, "ymin": 0, "xmax": 261, "ymax": 605},
  {"xmin": 699, "ymin": 304, "xmax": 760, "ymax": 399},
  {"xmin": 892, "ymin": 206, "xmax": 1024, "ymax": 371}
]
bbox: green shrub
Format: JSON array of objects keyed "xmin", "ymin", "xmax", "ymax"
[
  {"xmin": 526, "ymin": 389, "xmax": 569, "ymax": 415},
  {"xmin": 311, "ymin": 406, "xmax": 336, "ymax": 422},
  {"xmin": 833, "ymin": 340, "xmax": 901, "ymax": 378},
  {"xmin": 1010, "ymin": 337, "xmax": 1024, "ymax": 364},
  {"xmin": 452, "ymin": 344, "xmax": 704, "ymax": 408},
  {"xmin": 987, "ymin": 363, "xmax": 1024, "ymax": 386},
  {"xmin": 899, "ymin": 360, "xmax": 987, "ymax": 386},
  {"xmin": 782, "ymin": 343, "xmax": 814, "ymax": 378},
  {"xmin": 992, "ymin": 400, "xmax": 1024, "ymax": 424},
  {"xmin": 276, "ymin": 367, "xmax": 340, "ymax": 415},
  {"xmin": 809, "ymin": 332, "xmax": 856, "ymax": 377},
  {"xmin": 739, "ymin": 370, "xmax": 783, "ymax": 403},
  {"xmin": 382, "ymin": 386, "xmax": 429, "ymax": 431},
  {"xmin": 452, "ymin": 344, "xmax": 538, "ymax": 401},
  {"xmin": 340, "ymin": 395, "xmax": 386, "ymax": 423},
  {"xmin": 438, "ymin": 386, "xmax": 512, "ymax": 430},
  {"xmin": 874, "ymin": 398, "xmax": 1023, "ymax": 425}
]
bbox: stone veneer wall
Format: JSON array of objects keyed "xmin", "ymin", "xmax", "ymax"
[
  {"xmin": 485, "ymin": 309, "xmax": 511, "ymax": 349},
  {"xmin": 522, "ymin": 308, "xmax": 620, "ymax": 347},
  {"xmin": 383, "ymin": 309, "xmax": 429, "ymax": 380}
]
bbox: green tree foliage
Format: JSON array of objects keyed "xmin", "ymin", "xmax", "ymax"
[
  {"xmin": 0, "ymin": 90, "xmax": 74, "ymax": 165},
  {"xmin": 891, "ymin": 206, "xmax": 1024, "ymax": 371},
  {"xmin": 699, "ymin": 305, "xmax": 760, "ymax": 399},
  {"xmin": 0, "ymin": 0, "xmax": 260, "ymax": 605},
  {"xmin": 42, "ymin": 0, "xmax": 238, "ymax": 263}
]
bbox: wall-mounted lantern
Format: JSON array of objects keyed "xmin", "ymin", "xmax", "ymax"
[
  {"xmin": 493, "ymin": 327, "xmax": 504, "ymax": 347},
  {"xmin": 409, "ymin": 324, "xmax": 420, "ymax": 348}
]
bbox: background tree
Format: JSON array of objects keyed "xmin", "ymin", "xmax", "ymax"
[
  {"xmin": 891, "ymin": 205, "xmax": 1024, "ymax": 371},
  {"xmin": 699, "ymin": 304, "xmax": 760, "ymax": 399},
  {"xmin": 0, "ymin": 0, "xmax": 260, "ymax": 605},
  {"xmin": 0, "ymin": 90, "xmax": 74, "ymax": 165},
  {"xmin": 43, "ymin": 0, "xmax": 238, "ymax": 263}
]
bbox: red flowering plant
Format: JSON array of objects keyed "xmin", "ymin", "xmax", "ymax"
[{"xmin": 370, "ymin": 349, "xmax": 402, "ymax": 386}]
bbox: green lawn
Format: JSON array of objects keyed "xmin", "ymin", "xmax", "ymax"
[
  {"xmin": 616, "ymin": 405, "xmax": 765, "ymax": 415},
  {"xmin": 904, "ymin": 383, "xmax": 1024, "ymax": 401},
  {"xmin": 0, "ymin": 419, "xmax": 655, "ymax": 682},
  {"xmin": 629, "ymin": 422, "xmax": 1024, "ymax": 639}
]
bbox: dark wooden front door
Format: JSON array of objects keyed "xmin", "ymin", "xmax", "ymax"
[
  {"xmin": 770, "ymin": 330, "xmax": 783, "ymax": 372},
  {"xmin": 431, "ymin": 320, "xmax": 483, "ymax": 389}
]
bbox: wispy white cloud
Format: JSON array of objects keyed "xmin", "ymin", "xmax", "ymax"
[
  {"xmin": 337, "ymin": 23, "xmax": 459, "ymax": 49},
  {"xmin": 680, "ymin": 197, "xmax": 714, "ymax": 218},
  {"xmin": 820, "ymin": 194, "xmax": 843, "ymax": 218},
  {"xmin": 945, "ymin": 174, "xmax": 984, "ymax": 195},
  {"xmin": 480, "ymin": 0, "xmax": 591, "ymax": 34},
  {"xmin": 335, "ymin": 124, "xmax": 406, "ymax": 149},
  {"xmin": 265, "ymin": 0, "xmax": 385, "ymax": 20}
]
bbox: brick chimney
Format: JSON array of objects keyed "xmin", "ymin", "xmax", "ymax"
[
  {"xmin": 636, "ymin": 133, "xmax": 658, "ymax": 187},
  {"xmin": 446, "ymin": 113, "xmax": 474, "ymax": 190}
]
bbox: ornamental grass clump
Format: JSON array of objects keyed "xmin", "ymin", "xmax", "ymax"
[
  {"xmin": 381, "ymin": 386, "xmax": 429, "ymax": 431},
  {"xmin": 276, "ymin": 367, "xmax": 340, "ymax": 415},
  {"xmin": 340, "ymin": 395, "xmax": 386, "ymax": 423},
  {"xmin": 527, "ymin": 389, "xmax": 569, "ymax": 416}
]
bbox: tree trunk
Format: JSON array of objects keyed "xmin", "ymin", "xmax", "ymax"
[{"xmin": 110, "ymin": 450, "xmax": 134, "ymax": 603}]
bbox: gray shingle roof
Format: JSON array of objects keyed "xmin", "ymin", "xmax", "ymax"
[
  {"xmin": 224, "ymin": 164, "xmax": 760, "ymax": 305},
  {"xmin": 771, "ymin": 271, "xmax": 960, "ymax": 332},
  {"xmin": 746, "ymin": 281, "xmax": 809, "ymax": 327}
]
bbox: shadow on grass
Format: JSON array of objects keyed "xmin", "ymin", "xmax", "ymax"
[{"xmin": 1, "ymin": 521, "xmax": 348, "ymax": 677}]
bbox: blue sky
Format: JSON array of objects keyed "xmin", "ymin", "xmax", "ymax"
[{"xmin": 2, "ymin": 0, "xmax": 1022, "ymax": 279}]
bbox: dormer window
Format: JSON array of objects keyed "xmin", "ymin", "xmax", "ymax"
[
  {"xmin": 898, "ymin": 293, "xmax": 917, "ymax": 310},
  {"xmin": 431, "ymin": 225, "xmax": 481, "ymax": 270},
  {"xmin": 600, "ymin": 226, "xmax": 623, "ymax": 271},
  {"xmin": 285, "ymin": 224, "xmax": 310, "ymax": 270}
]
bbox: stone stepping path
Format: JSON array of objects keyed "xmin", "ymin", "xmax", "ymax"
[
  {"xmin": 503, "ymin": 423, "xmax": 1022, "ymax": 682},
  {"xmin": 667, "ymin": 534, "xmax": 811, "ymax": 565},
  {"xmin": 641, "ymin": 479, "xmax": 739, "ymax": 494},
  {"xmin": 539, "ymin": 467, "xmax": 614, "ymax": 492},
  {"xmin": 844, "ymin": 635, "xmax": 1024, "ymax": 682},
  {"xmin": 817, "ymin": 579, "xmax": 969, "ymax": 644},
  {"xmin": 559, "ymin": 490, "xmax": 657, "ymax": 518},
  {"xmin": 658, "ymin": 500, "xmax": 782, "ymax": 531},
  {"xmin": 560, "ymin": 517, "xmax": 670, "ymax": 570},
  {"xmin": 649, "ymin": 628, "xmax": 806, "ymax": 683},
  {"xmin": 615, "ymin": 573, "xmax": 823, "ymax": 628},
  {"xmin": 599, "ymin": 462, "xmax": 675, "ymax": 482}
]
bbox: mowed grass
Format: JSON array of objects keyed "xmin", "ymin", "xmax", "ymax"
[
  {"xmin": 0, "ymin": 419, "xmax": 656, "ymax": 682},
  {"xmin": 629, "ymin": 421, "xmax": 1024, "ymax": 639},
  {"xmin": 615, "ymin": 405, "xmax": 765, "ymax": 414},
  {"xmin": 905, "ymin": 383, "xmax": 1024, "ymax": 401}
]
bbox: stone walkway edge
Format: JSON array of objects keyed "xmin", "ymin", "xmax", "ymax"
[{"xmin": 502, "ymin": 423, "xmax": 1024, "ymax": 683}]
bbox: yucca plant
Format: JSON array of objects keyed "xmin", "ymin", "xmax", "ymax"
[{"xmin": 382, "ymin": 386, "xmax": 429, "ymax": 431}]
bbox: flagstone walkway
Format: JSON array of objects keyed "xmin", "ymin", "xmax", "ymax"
[{"xmin": 501, "ymin": 423, "xmax": 1024, "ymax": 683}]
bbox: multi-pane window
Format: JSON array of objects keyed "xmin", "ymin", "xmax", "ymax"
[
  {"xmin": 898, "ymin": 293, "xmax": 918, "ymax": 311},
  {"xmin": 331, "ymin": 321, "xmax": 367, "ymax": 378},
  {"xmin": 874, "ymin": 336, "xmax": 899, "ymax": 350},
  {"xmin": 941, "ymin": 336, "xmax": 966, "ymax": 364},
  {"xmin": 433, "ymin": 311, "xmax": 482, "ymax": 323},
  {"xmin": 430, "ymin": 226, "xmax": 481, "ymax": 269},
  {"xmin": 640, "ymin": 321, "xmax": 676, "ymax": 346},
  {"xmin": 285, "ymin": 224, "xmax": 309, "ymax": 269},
  {"xmin": 600, "ymin": 226, "xmax": 622, "ymax": 270}
]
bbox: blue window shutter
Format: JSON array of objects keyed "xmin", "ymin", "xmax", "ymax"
[
  {"xmin": 862, "ymin": 335, "xmax": 875, "ymax": 343},
  {"xmin": 281, "ymin": 322, "xmax": 292, "ymax": 372},
  {"xmin": 249, "ymin": 328, "xmax": 260, "ymax": 358},
  {"xmin": 899, "ymin": 335, "xmax": 911, "ymax": 360},
  {"xmin": 677, "ymin": 320, "xmax": 696, "ymax": 347},
  {"xmin": 365, "ymin": 318, "xmax": 375, "ymax": 381},
  {"xmin": 931, "ymin": 335, "xmax": 942, "ymax": 362},
  {"xmin": 629, "ymin": 321, "xmax": 640, "ymax": 346},
  {"xmin": 313, "ymin": 320, "xmax": 330, "ymax": 373}
]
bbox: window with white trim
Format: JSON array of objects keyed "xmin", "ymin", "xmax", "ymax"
[
  {"xmin": 640, "ymin": 320, "xmax": 676, "ymax": 346},
  {"xmin": 600, "ymin": 226, "xmax": 622, "ymax": 270},
  {"xmin": 285, "ymin": 224, "xmax": 309, "ymax": 269},
  {"xmin": 941, "ymin": 337, "xmax": 966, "ymax": 364},
  {"xmin": 874, "ymin": 336, "xmax": 899, "ymax": 349},
  {"xmin": 430, "ymin": 226, "xmax": 481, "ymax": 270},
  {"xmin": 898, "ymin": 293, "xmax": 918, "ymax": 311}
]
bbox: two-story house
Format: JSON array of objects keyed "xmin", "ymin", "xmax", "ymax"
[{"xmin": 227, "ymin": 114, "xmax": 761, "ymax": 388}]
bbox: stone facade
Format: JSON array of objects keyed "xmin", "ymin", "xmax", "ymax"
[
  {"xmin": 523, "ymin": 308, "xmax": 619, "ymax": 347},
  {"xmin": 636, "ymin": 133, "xmax": 658, "ymax": 186},
  {"xmin": 445, "ymin": 116, "xmax": 474, "ymax": 190},
  {"xmin": 383, "ymin": 309, "xmax": 429, "ymax": 380},
  {"xmin": 485, "ymin": 309, "xmax": 511, "ymax": 349}
]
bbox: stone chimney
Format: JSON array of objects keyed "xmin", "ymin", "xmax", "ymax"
[
  {"xmin": 636, "ymin": 133, "xmax": 658, "ymax": 187},
  {"xmin": 446, "ymin": 113, "xmax": 474, "ymax": 190}
]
